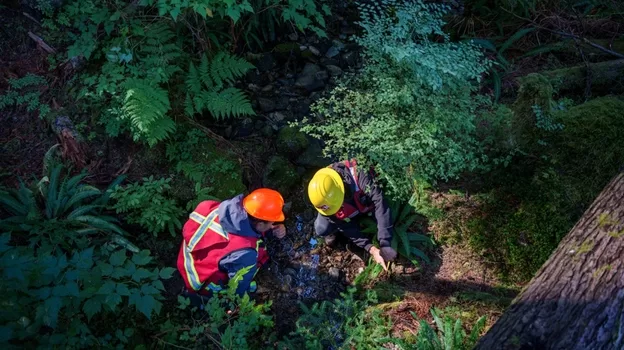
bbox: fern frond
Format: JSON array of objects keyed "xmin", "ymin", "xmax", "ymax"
[
  {"xmin": 122, "ymin": 79, "xmax": 174, "ymax": 146},
  {"xmin": 209, "ymin": 52, "xmax": 255, "ymax": 89},
  {"xmin": 200, "ymin": 88, "xmax": 255, "ymax": 120},
  {"xmin": 198, "ymin": 54, "xmax": 213, "ymax": 90},
  {"xmin": 186, "ymin": 62, "xmax": 203, "ymax": 95},
  {"xmin": 184, "ymin": 93, "xmax": 195, "ymax": 117}
]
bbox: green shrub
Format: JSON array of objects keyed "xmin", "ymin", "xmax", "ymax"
[
  {"xmin": 283, "ymin": 288, "xmax": 395, "ymax": 349},
  {"xmin": 0, "ymin": 165, "xmax": 134, "ymax": 253},
  {"xmin": 110, "ymin": 176, "xmax": 184, "ymax": 237},
  {"xmin": 301, "ymin": 0, "xmax": 493, "ymax": 199},
  {"xmin": 0, "ymin": 74, "xmax": 51, "ymax": 118},
  {"xmin": 0, "ymin": 233, "xmax": 172, "ymax": 347}
]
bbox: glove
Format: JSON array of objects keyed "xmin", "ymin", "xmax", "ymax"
[{"xmin": 379, "ymin": 247, "xmax": 397, "ymax": 262}]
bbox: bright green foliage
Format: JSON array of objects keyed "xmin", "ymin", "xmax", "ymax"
[
  {"xmin": 395, "ymin": 309, "xmax": 486, "ymax": 350},
  {"xmin": 361, "ymin": 200, "xmax": 435, "ymax": 266},
  {"xmin": 0, "ymin": 165, "xmax": 134, "ymax": 253},
  {"xmin": 110, "ymin": 176, "xmax": 184, "ymax": 237},
  {"xmin": 166, "ymin": 129, "xmax": 246, "ymax": 200},
  {"xmin": 0, "ymin": 234, "xmax": 170, "ymax": 347},
  {"xmin": 283, "ymin": 288, "xmax": 395, "ymax": 349},
  {"xmin": 184, "ymin": 52, "xmax": 255, "ymax": 120},
  {"xmin": 156, "ymin": 267, "xmax": 275, "ymax": 349},
  {"xmin": 0, "ymin": 74, "xmax": 51, "ymax": 118},
  {"xmin": 301, "ymin": 0, "xmax": 493, "ymax": 199},
  {"xmin": 122, "ymin": 79, "xmax": 175, "ymax": 146}
]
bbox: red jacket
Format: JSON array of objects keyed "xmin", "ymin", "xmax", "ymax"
[{"xmin": 177, "ymin": 200, "xmax": 269, "ymax": 295}]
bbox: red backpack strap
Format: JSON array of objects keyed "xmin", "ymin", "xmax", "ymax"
[{"xmin": 344, "ymin": 159, "xmax": 360, "ymax": 191}]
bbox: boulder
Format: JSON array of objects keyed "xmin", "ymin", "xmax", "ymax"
[
  {"xmin": 296, "ymin": 138, "xmax": 333, "ymax": 169},
  {"xmin": 276, "ymin": 126, "xmax": 309, "ymax": 158},
  {"xmin": 262, "ymin": 156, "xmax": 300, "ymax": 195},
  {"xmin": 258, "ymin": 98, "xmax": 276, "ymax": 113}
]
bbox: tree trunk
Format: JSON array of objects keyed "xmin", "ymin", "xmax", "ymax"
[
  {"xmin": 540, "ymin": 59, "xmax": 624, "ymax": 94},
  {"xmin": 476, "ymin": 173, "xmax": 624, "ymax": 350}
]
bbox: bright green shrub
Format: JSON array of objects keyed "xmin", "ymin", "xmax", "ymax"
[
  {"xmin": 110, "ymin": 176, "xmax": 185, "ymax": 237},
  {"xmin": 0, "ymin": 234, "xmax": 173, "ymax": 347},
  {"xmin": 400, "ymin": 309, "xmax": 486, "ymax": 350},
  {"xmin": 301, "ymin": 0, "xmax": 492, "ymax": 199},
  {"xmin": 0, "ymin": 74, "xmax": 51, "ymax": 118},
  {"xmin": 283, "ymin": 288, "xmax": 395, "ymax": 349},
  {"xmin": 0, "ymin": 165, "xmax": 134, "ymax": 253}
]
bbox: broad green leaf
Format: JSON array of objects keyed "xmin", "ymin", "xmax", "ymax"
[
  {"xmin": 116, "ymin": 283, "xmax": 131, "ymax": 296},
  {"xmin": 43, "ymin": 296, "xmax": 62, "ymax": 328},
  {"xmin": 104, "ymin": 293, "xmax": 122, "ymax": 310},
  {"xmin": 100, "ymin": 263, "xmax": 114, "ymax": 276},
  {"xmin": 97, "ymin": 281, "xmax": 116, "ymax": 295},
  {"xmin": 136, "ymin": 295, "xmax": 156, "ymax": 319},
  {"xmin": 132, "ymin": 268, "xmax": 152, "ymax": 282},
  {"xmin": 131, "ymin": 250, "xmax": 152, "ymax": 266},
  {"xmin": 128, "ymin": 290, "xmax": 141, "ymax": 307},
  {"xmin": 110, "ymin": 250, "xmax": 127, "ymax": 267},
  {"xmin": 159, "ymin": 267, "xmax": 175, "ymax": 279},
  {"xmin": 152, "ymin": 280, "xmax": 165, "ymax": 291},
  {"xmin": 112, "ymin": 267, "xmax": 130, "ymax": 279},
  {"xmin": 83, "ymin": 298, "xmax": 102, "ymax": 320},
  {"xmin": 140, "ymin": 284, "xmax": 159, "ymax": 295}
]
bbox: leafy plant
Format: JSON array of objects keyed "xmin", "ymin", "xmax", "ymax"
[
  {"xmin": 110, "ymin": 176, "xmax": 184, "ymax": 237},
  {"xmin": 361, "ymin": 199, "xmax": 435, "ymax": 266},
  {"xmin": 283, "ymin": 288, "xmax": 395, "ymax": 349},
  {"xmin": 184, "ymin": 52, "xmax": 255, "ymax": 120},
  {"xmin": 0, "ymin": 165, "xmax": 133, "ymax": 253},
  {"xmin": 0, "ymin": 234, "xmax": 173, "ymax": 347},
  {"xmin": 301, "ymin": 0, "xmax": 493, "ymax": 199},
  {"xmin": 0, "ymin": 73, "xmax": 51, "ymax": 118},
  {"xmin": 393, "ymin": 309, "xmax": 486, "ymax": 350}
]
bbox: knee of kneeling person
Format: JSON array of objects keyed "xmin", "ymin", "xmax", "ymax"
[{"xmin": 314, "ymin": 216, "xmax": 333, "ymax": 236}]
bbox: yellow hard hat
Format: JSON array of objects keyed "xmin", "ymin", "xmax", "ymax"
[{"xmin": 308, "ymin": 168, "xmax": 345, "ymax": 216}]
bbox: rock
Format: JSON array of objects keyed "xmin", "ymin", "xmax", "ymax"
[
  {"xmin": 261, "ymin": 125, "xmax": 274, "ymax": 137},
  {"xmin": 256, "ymin": 53, "xmax": 275, "ymax": 73},
  {"xmin": 325, "ymin": 46, "xmax": 340, "ymax": 58},
  {"xmin": 248, "ymin": 83, "xmax": 261, "ymax": 93},
  {"xmin": 315, "ymin": 70, "xmax": 329, "ymax": 81},
  {"xmin": 295, "ymin": 75, "xmax": 325, "ymax": 92},
  {"xmin": 326, "ymin": 65, "xmax": 343, "ymax": 77},
  {"xmin": 329, "ymin": 267, "xmax": 341, "ymax": 278},
  {"xmin": 341, "ymin": 51, "xmax": 359, "ymax": 68},
  {"xmin": 283, "ymin": 268, "xmax": 298, "ymax": 277},
  {"xmin": 268, "ymin": 112, "xmax": 287, "ymax": 123},
  {"xmin": 276, "ymin": 126, "xmax": 310, "ymax": 158},
  {"xmin": 258, "ymin": 98, "xmax": 276, "ymax": 113},
  {"xmin": 288, "ymin": 33, "xmax": 299, "ymax": 41},
  {"xmin": 308, "ymin": 46, "xmax": 321, "ymax": 56},
  {"xmin": 301, "ymin": 63, "xmax": 321, "ymax": 76},
  {"xmin": 296, "ymin": 138, "xmax": 333, "ymax": 168},
  {"xmin": 262, "ymin": 156, "xmax": 299, "ymax": 195},
  {"xmin": 281, "ymin": 275, "xmax": 293, "ymax": 292},
  {"xmin": 254, "ymin": 120, "xmax": 264, "ymax": 130},
  {"xmin": 261, "ymin": 84, "xmax": 274, "ymax": 93},
  {"xmin": 275, "ymin": 97, "xmax": 290, "ymax": 111}
]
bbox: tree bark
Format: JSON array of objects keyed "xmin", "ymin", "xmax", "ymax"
[
  {"xmin": 540, "ymin": 59, "xmax": 624, "ymax": 94},
  {"xmin": 476, "ymin": 172, "xmax": 624, "ymax": 350}
]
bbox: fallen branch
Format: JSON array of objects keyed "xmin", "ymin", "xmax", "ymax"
[{"xmin": 27, "ymin": 31, "xmax": 56, "ymax": 54}]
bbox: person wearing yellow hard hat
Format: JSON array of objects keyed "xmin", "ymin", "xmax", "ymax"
[
  {"xmin": 308, "ymin": 159, "xmax": 397, "ymax": 270},
  {"xmin": 177, "ymin": 188, "xmax": 286, "ymax": 308}
]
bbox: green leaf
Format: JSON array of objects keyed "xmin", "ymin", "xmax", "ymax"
[
  {"xmin": 152, "ymin": 280, "xmax": 165, "ymax": 291},
  {"xmin": 104, "ymin": 293, "xmax": 122, "ymax": 310},
  {"xmin": 140, "ymin": 284, "xmax": 160, "ymax": 295},
  {"xmin": 128, "ymin": 290, "xmax": 141, "ymax": 306},
  {"xmin": 117, "ymin": 283, "xmax": 131, "ymax": 296},
  {"xmin": 110, "ymin": 250, "xmax": 127, "ymax": 267},
  {"xmin": 132, "ymin": 268, "xmax": 152, "ymax": 282},
  {"xmin": 111, "ymin": 267, "xmax": 130, "ymax": 279},
  {"xmin": 97, "ymin": 281, "xmax": 116, "ymax": 295},
  {"xmin": 83, "ymin": 298, "xmax": 102, "ymax": 320},
  {"xmin": 131, "ymin": 250, "xmax": 152, "ymax": 266},
  {"xmin": 100, "ymin": 263, "xmax": 114, "ymax": 276},
  {"xmin": 0, "ymin": 326, "xmax": 13, "ymax": 342},
  {"xmin": 136, "ymin": 295, "xmax": 156, "ymax": 319},
  {"xmin": 499, "ymin": 27, "xmax": 536, "ymax": 55},
  {"xmin": 159, "ymin": 267, "xmax": 176, "ymax": 279},
  {"xmin": 43, "ymin": 297, "xmax": 62, "ymax": 328},
  {"xmin": 0, "ymin": 233, "xmax": 11, "ymax": 253}
]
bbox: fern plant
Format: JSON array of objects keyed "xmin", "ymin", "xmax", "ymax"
[
  {"xmin": 0, "ymin": 165, "xmax": 135, "ymax": 253},
  {"xmin": 0, "ymin": 73, "xmax": 51, "ymax": 118},
  {"xmin": 184, "ymin": 52, "xmax": 255, "ymax": 120},
  {"xmin": 110, "ymin": 176, "xmax": 184, "ymax": 237},
  {"xmin": 361, "ymin": 199, "xmax": 435, "ymax": 266},
  {"xmin": 399, "ymin": 309, "xmax": 486, "ymax": 350}
]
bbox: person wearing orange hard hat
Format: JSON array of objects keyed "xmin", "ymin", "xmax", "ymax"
[
  {"xmin": 177, "ymin": 188, "xmax": 286, "ymax": 306},
  {"xmin": 308, "ymin": 159, "xmax": 397, "ymax": 270}
]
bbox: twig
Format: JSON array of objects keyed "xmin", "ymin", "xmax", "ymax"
[
  {"xmin": 22, "ymin": 12, "xmax": 41, "ymax": 26},
  {"xmin": 27, "ymin": 31, "xmax": 56, "ymax": 54},
  {"xmin": 499, "ymin": 8, "xmax": 624, "ymax": 59}
]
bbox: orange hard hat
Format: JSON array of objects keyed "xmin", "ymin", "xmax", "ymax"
[{"xmin": 242, "ymin": 188, "xmax": 285, "ymax": 222}]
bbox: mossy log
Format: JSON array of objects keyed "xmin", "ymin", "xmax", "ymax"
[
  {"xmin": 476, "ymin": 172, "xmax": 624, "ymax": 350},
  {"xmin": 536, "ymin": 59, "xmax": 624, "ymax": 94}
]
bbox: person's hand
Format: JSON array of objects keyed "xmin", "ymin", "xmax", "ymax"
[
  {"xmin": 272, "ymin": 224, "xmax": 286, "ymax": 239},
  {"xmin": 368, "ymin": 246, "xmax": 387, "ymax": 271}
]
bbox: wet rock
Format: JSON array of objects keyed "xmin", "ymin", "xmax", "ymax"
[
  {"xmin": 258, "ymin": 98, "xmax": 276, "ymax": 113},
  {"xmin": 268, "ymin": 112, "xmax": 287, "ymax": 124},
  {"xmin": 254, "ymin": 120, "xmax": 264, "ymax": 130},
  {"xmin": 315, "ymin": 70, "xmax": 329, "ymax": 81},
  {"xmin": 325, "ymin": 46, "xmax": 340, "ymax": 58},
  {"xmin": 329, "ymin": 267, "xmax": 341, "ymax": 279},
  {"xmin": 275, "ymin": 97, "xmax": 290, "ymax": 111},
  {"xmin": 295, "ymin": 75, "xmax": 325, "ymax": 93},
  {"xmin": 261, "ymin": 84, "xmax": 274, "ymax": 93},
  {"xmin": 288, "ymin": 33, "xmax": 299, "ymax": 41},
  {"xmin": 276, "ymin": 126, "xmax": 309, "ymax": 158},
  {"xmin": 296, "ymin": 138, "xmax": 333, "ymax": 168},
  {"xmin": 281, "ymin": 275, "xmax": 293, "ymax": 292},
  {"xmin": 262, "ymin": 156, "xmax": 299, "ymax": 195},
  {"xmin": 261, "ymin": 125, "xmax": 274, "ymax": 137},
  {"xmin": 256, "ymin": 53, "xmax": 275, "ymax": 73},
  {"xmin": 301, "ymin": 63, "xmax": 321, "ymax": 76},
  {"xmin": 248, "ymin": 83, "xmax": 261, "ymax": 93},
  {"xmin": 341, "ymin": 51, "xmax": 359, "ymax": 68},
  {"xmin": 307, "ymin": 46, "xmax": 321, "ymax": 56},
  {"xmin": 326, "ymin": 65, "xmax": 343, "ymax": 77}
]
